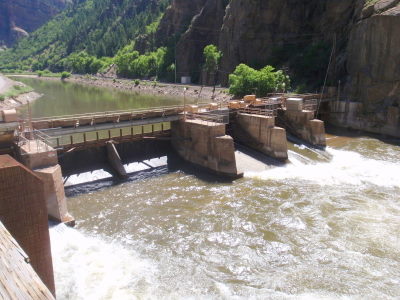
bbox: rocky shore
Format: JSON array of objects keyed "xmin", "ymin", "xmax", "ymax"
[
  {"xmin": 0, "ymin": 75, "xmax": 41, "ymax": 110},
  {"xmin": 11, "ymin": 74, "xmax": 233, "ymax": 103},
  {"xmin": 70, "ymin": 75, "xmax": 233, "ymax": 103}
]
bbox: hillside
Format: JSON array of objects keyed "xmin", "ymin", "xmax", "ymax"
[
  {"xmin": 0, "ymin": 0, "xmax": 70, "ymax": 47},
  {"xmin": 0, "ymin": 0, "xmax": 170, "ymax": 72}
]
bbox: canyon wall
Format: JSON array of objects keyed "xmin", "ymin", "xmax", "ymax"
[
  {"xmin": 159, "ymin": 0, "xmax": 400, "ymax": 135},
  {"xmin": 0, "ymin": 0, "xmax": 69, "ymax": 46}
]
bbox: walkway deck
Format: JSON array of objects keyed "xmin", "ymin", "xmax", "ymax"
[{"xmin": 0, "ymin": 222, "xmax": 54, "ymax": 300}]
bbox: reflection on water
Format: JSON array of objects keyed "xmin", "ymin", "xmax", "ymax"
[
  {"xmin": 14, "ymin": 77, "xmax": 188, "ymax": 118},
  {"xmin": 50, "ymin": 136, "xmax": 400, "ymax": 299}
]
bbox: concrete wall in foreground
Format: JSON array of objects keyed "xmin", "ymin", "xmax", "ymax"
[
  {"xmin": 171, "ymin": 119, "xmax": 242, "ymax": 178},
  {"xmin": 0, "ymin": 155, "xmax": 55, "ymax": 296},
  {"xmin": 232, "ymin": 113, "xmax": 288, "ymax": 160}
]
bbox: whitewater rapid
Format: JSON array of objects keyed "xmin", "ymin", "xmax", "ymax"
[
  {"xmin": 50, "ymin": 141, "xmax": 400, "ymax": 300},
  {"xmin": 246, "ymin": 147, "xmax": 400, "ymax": 188}
]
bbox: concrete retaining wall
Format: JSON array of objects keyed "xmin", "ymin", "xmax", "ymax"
[{"xmin": 328, "ymin": 101, "xmax": 400, "ymax": 138}]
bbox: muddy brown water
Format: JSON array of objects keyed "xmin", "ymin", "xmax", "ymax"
[{"xmin": 15, "ymin": 77, "xmax": 400, "ymax": 299}]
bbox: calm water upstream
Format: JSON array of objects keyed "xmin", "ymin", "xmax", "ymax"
[
  {"xmin": 14, "ymin": 77, "xmax": 188, "ymax": 118},
  {"xmin": 16, "ymin": 78, "xmax": 400, "ymax": 299}
]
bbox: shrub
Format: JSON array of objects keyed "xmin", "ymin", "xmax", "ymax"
[
  {"xmin": 0, "ymin": 94, "xmax": 5, "ymax": 101},
  {"xmin": 37, "ymin": 70, "xmax": 44, "ymax": 77},
  {"xmin": 61, "ymin": 71, "xmax": 71, "ymax": 79},
  {"xmin": 229, "ymin": 63, "xmax": 290, "ymax": 97},
  {"xmin": 134, "ymin": 79, "xmax": 140, "ymax": 86}
]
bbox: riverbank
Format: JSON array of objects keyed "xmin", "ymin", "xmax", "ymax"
[
  {"xmin": 0, "ymin": 74, "xmax": 41, "ymax": 110},
  {"xmin": 11, "ymin": 74, "xmax": 233, "ymax": 103}
]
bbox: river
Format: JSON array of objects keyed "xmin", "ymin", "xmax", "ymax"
[{"xmin": 15, "ymin": 77, "xmax": 400, "ymax": 299}]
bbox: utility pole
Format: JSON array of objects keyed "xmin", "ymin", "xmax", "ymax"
[
  {"xmin": 183, "ymin": 87, "xmax": 187, "ymax": 121},
  {"xmin": 174, "ymin": 35, "xmax": 177, "ymax": 84}
]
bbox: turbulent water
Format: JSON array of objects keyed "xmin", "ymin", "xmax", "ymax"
[
  {"xmin": 12, "ymin": 77, "xmax": 397, "ymax": 299},
  {"xmin": 50, "ymin": 135, "xmax": 400, "ymax": 300}
]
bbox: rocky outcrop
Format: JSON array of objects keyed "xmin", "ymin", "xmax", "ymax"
[
  {"xmin": 218, "ymin": 0, "xmax": 357, "ymax": 84},
  {"xmin": 175, "ymin": 0, "xmax": 228, "ymax": 82},
  {"xmin": 156, "ymin": 0, "xmax": 208, "ymax": 46},
  {"xmin": 0, "ymin": 0, "xmax": 69, "ymax": 46}
]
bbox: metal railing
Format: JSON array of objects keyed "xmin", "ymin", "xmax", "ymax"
[
  {"xmin": 17, "ymin": 130, "xmax": 61, "ymax": 153},
  {"xmin": 259, "ymin": 97, "xmax": 283, "ymax": 106},
  {"xmin": 27, "ymin": 105, "xmax": 185, "ymax": 123},
  {"xmin": 239, "ymin": 107, "xmax": 277, "ymax": 117},
  {"xmin": 186, "ymin": 111, "xmax": 229, "ymax": 124}
]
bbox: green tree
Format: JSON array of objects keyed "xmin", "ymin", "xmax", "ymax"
[
  {"xmin": 203, "ymin": 45, "xmax": 222, "ymax": 74},
  {"xmin": 229, "ymin": 64, "xmax": 290, "ymax": 97},
  {"xmin": 203, "ymin": 44, "xmax": 222, "ymax": 87}
]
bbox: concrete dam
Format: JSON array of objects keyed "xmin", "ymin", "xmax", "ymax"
[{"xmin": 0, "ymin": 93, "xmax": 327, "ymax": 297}]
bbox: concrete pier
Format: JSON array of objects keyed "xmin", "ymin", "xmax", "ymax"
[
  {"xmin": 19, "ymin": 139, "xmax": 74, "ymax": 224},
  {"xmin": 281, "ymin": 110, "xmax": 326, "ymax": 147},
  {"xmin": 231, "ymin": 113, "xmax": 288, "ymax": 160},
  {"xmin": 171, "ymin": 119, "xmax": 242, "ymax": 178},
  {"xmin": 35, "ymin": 165, "xmax": 74, "ymax": 224},
  {"xmin": 106, "ymin": 141, "xmax": 128, "ymax": 179}
]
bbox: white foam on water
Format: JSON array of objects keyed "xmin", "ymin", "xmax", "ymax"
[
  {"xmin": 246, "ymin": 147, "xmax": 400, "ymax": 188},
  {"xmin": 50, "ymin": 224, "xmax": 157, "ymax": 300},
  {"xmin": 64, "ymin": 157, "xmax": 168, "ymax": 186},
  {"xmin": 65, "ymin": 170, "xmax": 113, "ymax": 186}
]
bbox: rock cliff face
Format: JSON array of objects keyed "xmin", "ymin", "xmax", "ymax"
[
  {"xmin": 346, "ymin": 1, "xmax": 400, "ymax": 111},
  {"xmin": 159, "ymin": 0, "xmax": 400, "ymax": 134},
  {"xmin": 0, "ymin": 0, "xmax": 69, "ymax": 46}
]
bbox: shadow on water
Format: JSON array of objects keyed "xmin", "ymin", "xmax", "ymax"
[
  {"xmin": 234, "ymin": 143, "xmax": 286, "ymax": 167},
  {"xmin": 326, "ymin": 124, "xmax": 400, "ymax": 147},
  {"xmin": 65, "ymin": 166, "xmax": 170, "ymax": 197},
  {"xmin": 167, "ymin": 151, "xmax": 238, "ymax": 184}
]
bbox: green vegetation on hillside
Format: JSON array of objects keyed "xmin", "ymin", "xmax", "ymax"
[
  {"xmin": 0, "ymin": 0, "xmax": 171, "ymax": 74},
  {"xmin": 229, "ymin": 64, "xmax": 290, "ymax": 97},
  {"xmin": 114, "ymin": 44, "xmax": 171, "ymax": 79}
]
